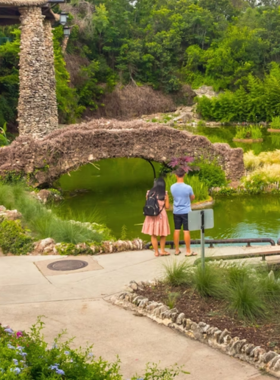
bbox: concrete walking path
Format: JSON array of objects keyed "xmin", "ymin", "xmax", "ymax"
[{"xmin": 0, "ymin": 246, "xmax": 278, "ymax": 379}]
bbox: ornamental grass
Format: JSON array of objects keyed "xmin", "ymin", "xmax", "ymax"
[
  {"xmin": 0, "ymin": 183, "xmax": 105, "ymax": 244},
  {"xmin": 165, "ymin": 174, "xmax": 209, "ymax": 203},
  {"xmin": 163, "ymin": 261, "xmax": 280, "ymax": 321},
  {"xmin": 244, "ymin": 150, "xmax": 280, "ymax": 170}
]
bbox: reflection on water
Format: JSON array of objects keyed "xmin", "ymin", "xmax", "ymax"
[{"xmin": 55, "ymin": 159, "xmax": 280, "ymax": 242}]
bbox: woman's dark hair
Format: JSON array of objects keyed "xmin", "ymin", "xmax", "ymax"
[{"xmin": 149, "ymin": 177, "xmax": 166, "ymax": 200}]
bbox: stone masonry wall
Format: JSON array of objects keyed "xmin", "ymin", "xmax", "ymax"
[
  {"xmin": 43, "ymin": 19, "xmax": 59, "ymax": 130},
  {"xmin": 18, "ymin": 7, "xmax": 58, "ymax": 138},
  {"xmin": 0, "ymin": 121, "xmax": 244, "ymax": 186}
]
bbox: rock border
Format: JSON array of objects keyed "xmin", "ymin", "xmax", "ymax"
[
  {"xmin": 109, "ymin": 281, "xmax": 280, "ymax": 379},
  {"xmin": 191, "ymin": 197, "xmax": 214, "ymax": 210},
  {"xmin": 268, "ymin": 129, "xmax": 280, "ymax": 133},
  {"xmin": 233, "ymin": 138, "xmax": 263, "ymax": 143}
]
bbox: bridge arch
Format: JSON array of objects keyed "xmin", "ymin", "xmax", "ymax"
[{"xmin": 0, "ymin": 120, "xmax": 244, "ymax": 187}]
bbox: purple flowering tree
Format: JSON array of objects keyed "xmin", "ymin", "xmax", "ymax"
[{"xmin": 167, "ymin": 156, "xmax": 199, "ymax": 173}]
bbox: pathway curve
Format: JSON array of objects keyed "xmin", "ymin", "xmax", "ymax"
[{"xmin": 0, "ymin": 248, "xmax": 277, "ymax": 380}]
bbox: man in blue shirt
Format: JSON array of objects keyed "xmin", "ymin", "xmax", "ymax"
[{"xmin": 171, "ymin": 167, "xmax": 196, "ymax": 256}]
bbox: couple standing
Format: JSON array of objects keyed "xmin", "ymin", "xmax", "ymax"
[{"xmin": 142, "ymin": 167, "xmax": 197, "ymax": 257}]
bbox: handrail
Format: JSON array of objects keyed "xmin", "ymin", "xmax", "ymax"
[{"xmin": 144, "ymin": 238, "xmax": 275, "ymax": 250}]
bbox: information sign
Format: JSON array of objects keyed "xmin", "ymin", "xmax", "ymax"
[{"xmin": 189, "ymin": 209, "xmax": 214, "ymax": 269}]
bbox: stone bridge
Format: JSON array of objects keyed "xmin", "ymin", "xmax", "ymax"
[{"xmin": 0, "ymin": 120, "xmax": 244, "ymax": 187}]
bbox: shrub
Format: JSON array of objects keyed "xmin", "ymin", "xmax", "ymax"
[
  {"xmin": 270, "ymin": 116, "xmax": 280, "ymax": 129},
  {"xmin": 0, "ymin": 122, "xmax": 10, "ymax": 146},
  {"xmin": 196, "ymin": 64, "xmax": 280, "ymax": 123},
  {"xmin": 56, "ymin": 242, "xmax": 94, "ymax": 256},
  {"xmin": 0, "ymin": 319, "xmax": 186, "ymax": 379},
  {"xmin": 197, "ymin": 120, "xmax": 206, "ymax": 127},
  {"xmin": 190, "ymin": 160, "xmax": 227, "ymax": 188},
  {"xmin": 163, "ymin": 260, "xmax": 192, "ymax": 286},
  {"xmin": 0, "ymin": 218, "xmax": 33, "ymax": 255},
  {"xmin": 251, "ymin": 126, "xmax": 263, "ymax": 139}
]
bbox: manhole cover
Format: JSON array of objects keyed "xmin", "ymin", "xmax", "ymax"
[{"xmin": 47, "ymin": 260, "xmax": 88, "ymax": 272}]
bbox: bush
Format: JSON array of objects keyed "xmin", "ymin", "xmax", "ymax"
[
  {"xmin": 0, "ymin": 319, "xmax": 186, "ymax": 379},
  {"xmin": 0, "ymin": 218, "xmax": 33, "ymax": 255},
  {"xmin": 196, "ymin": 63, "xmax": 280, "ymax": 123},
  {"xmin": 56, "ymin": 242, "xmax": 94, "ymax": 256},
  {"xmin": 270, "ymin": 116, "xmax": 280, "ymax": 129},
  {"xmin": 189, "ymin": 160, "xmax": 227, "ymax": 188},
  {"xmin": 0, "ymin": 122, "xmax": 10, "ymax": 147}
]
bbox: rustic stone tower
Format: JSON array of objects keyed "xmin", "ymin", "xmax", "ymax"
[{"xmin": 0, "ymin": 0, "xmax": 58, "ymax": 138}]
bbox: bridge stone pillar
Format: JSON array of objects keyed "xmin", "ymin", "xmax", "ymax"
[
  {"xmin": 43, "ymin": 19, "xmax": 58, "ymax": 130},
  {"xmin": 18, "ymin": 7, "xmax": 58, "ymax": 138}
]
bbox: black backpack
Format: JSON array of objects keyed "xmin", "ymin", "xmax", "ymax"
[{"xmin": 143, "ymin": 191, "xmax": 165, "ymax": 217}]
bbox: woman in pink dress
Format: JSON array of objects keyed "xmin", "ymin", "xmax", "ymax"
[{"xmin": 142, "ymin": 178, "xmax": 170, "ymax": 256}]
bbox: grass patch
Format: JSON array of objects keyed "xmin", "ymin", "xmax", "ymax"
[
  {"xmin": 243, "ymin": 150, "xmax": 280, "ymax": 190},
  {"xmin": 192, "ymin": 264, "xmax": 225, "ymax": 298},
  {"xmin": 165, "ymin": 174, "xmax": 209, "ymax": 203},
  {"xmin": 228, "ymin": 281, "xmax": 267, "ymax": 320},
  {"xmin": 234, "ymin": 125, "xmax": 262, "ymax": 140},
  {"xmin": 0, "ymin": 183, "xmax": 105, "ymax": 244},
  {"xmin": 258, "ymin": 273, "xmax": 280, "ymax": 305},
  {"xmin": 166, "ymin": 292, "xmax": 180, "ymax": 309},
  {"xmin": 163, "ymin": 259, "xmax": 192, "ymax": 286},
  {"xmin": 162, "ymin": 262, "xmax": 280, "ymax": 322},
  {"xmin": 244, "ymin": 149, "xmax": 280, "ymax": 170}
]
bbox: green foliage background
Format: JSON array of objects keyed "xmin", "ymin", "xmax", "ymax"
[{"xmin": 2, "ymin": 0, "xmax": 280, "ymax": 127}]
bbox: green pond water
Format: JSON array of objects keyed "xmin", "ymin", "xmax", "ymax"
[
  {"xmin": 55, "ymin": 158, "xmax": 280, "ymax": 243},
  {"xmin": 185, "ymin": 125, "xmax": 280, "ymax": 154}
]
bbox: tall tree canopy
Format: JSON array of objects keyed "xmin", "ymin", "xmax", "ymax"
[{"xmin": 1, "ymin": 0, "xmax": 280, "ymax": 126}]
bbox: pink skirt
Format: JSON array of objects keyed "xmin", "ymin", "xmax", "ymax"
[{"xmin": 142, "ymin": 207, "xmax": 170, "ymax": 237}]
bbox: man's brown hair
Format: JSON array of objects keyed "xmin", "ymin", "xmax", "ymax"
[{"xmin": 174, "ymin": 167, "xmax": 185, "ymax": 178}]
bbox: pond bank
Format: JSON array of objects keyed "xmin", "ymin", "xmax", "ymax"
[{"xmin": 55, "ymin": 159, "xmax": 280, "ymax": 242}]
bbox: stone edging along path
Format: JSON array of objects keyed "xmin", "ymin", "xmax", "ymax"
[{"xmin": 109, "ymin": 281, "xmax": 280, "ymax": 379}]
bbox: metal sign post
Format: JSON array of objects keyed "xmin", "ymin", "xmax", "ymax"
[
  {"xmin": 201, "ymin": 211, "xmax": 205, "ymax": 269},
  {"xmin": 188, "ymin": 209, "xmax": 214, "ymax": 269}
]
